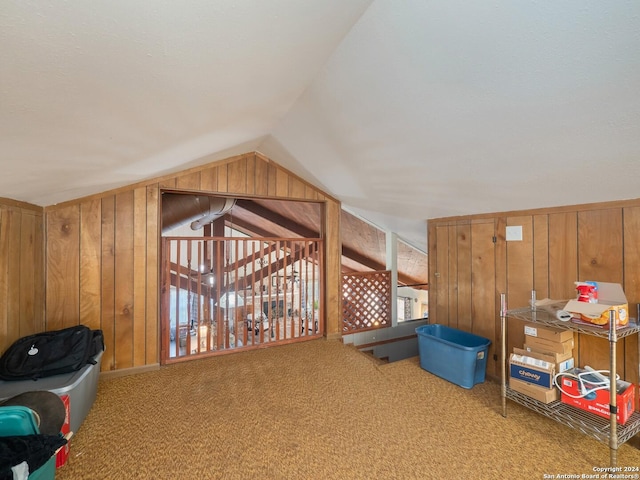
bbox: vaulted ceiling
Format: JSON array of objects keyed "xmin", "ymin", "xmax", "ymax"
[{"xmin": 3, "ymin": 1, "xmax": 640, "ymax": 255}]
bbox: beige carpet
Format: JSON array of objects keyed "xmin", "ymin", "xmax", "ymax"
[{"xmin": 55, "ymin": 338, "xmax": 640, "ymax": 479}]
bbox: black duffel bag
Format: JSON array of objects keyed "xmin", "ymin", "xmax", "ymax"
[{"xmin": 0, "ymin": 325, "xmax": 104, "ymax": 381}]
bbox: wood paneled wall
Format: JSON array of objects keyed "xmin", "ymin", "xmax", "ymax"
[
  {"xmin": 0, "ymin": 198, "xmax": 45, "ymax": 354},
  {"xmin": 428, "ymin": 199, "xmax": 640, "ymax": 385},
  {"xmin": 40, "ymin": 152, "xmax": 341, "ymax": 373}
]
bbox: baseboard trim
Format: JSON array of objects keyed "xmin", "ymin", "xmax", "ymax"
[
  {"xmin": 355, "ymin": 334, "xmax": 417, "ymax": 350},
  {"xmin": 100, "ymin": 363, "xmax": 160, "ymax": 380}
]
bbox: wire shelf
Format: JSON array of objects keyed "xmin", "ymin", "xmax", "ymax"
[
  {"xmin": 506, "ymin": 305, "xmax": 640, "ymax": 340},
  {"xmin": 506, "ymin": 387, "xmax": 640, "ymax": 445},
  {"xmin": 502, "ymin": 296, "xmax": 640, "ymax": 466}
]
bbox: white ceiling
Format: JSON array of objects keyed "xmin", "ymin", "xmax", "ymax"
[{"xmin": 2, "ymin": 1, "xmax": 640, "ymax": 251}]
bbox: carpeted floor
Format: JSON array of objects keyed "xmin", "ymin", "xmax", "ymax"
[{"xmin": 55, "ymin": 338, "xmax": 640, "ymax": 479}]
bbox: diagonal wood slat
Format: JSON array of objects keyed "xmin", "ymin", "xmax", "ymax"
[{"xmin": 342, "ymin": 271, "xmax": 391, "ymax": 332}]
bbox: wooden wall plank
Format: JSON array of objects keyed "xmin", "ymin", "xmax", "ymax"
[
  {"xmin": 176, "ymin": 171, "xmax": 201, "ymax": 191},
  {"xmin": 427, "ymin": 221, "xmax": 438, "ymax": 324},
  {"xmin": 447, "ymin": 225, "xmax": 458, "ymax": 328},
  {"xmin": 267, "ymin": 164, "xmax": 278, "ymax": 197},
  {"xmin": 7, "ymin": 210, "xmax": 22, "ymax": 336},
  {"xmin": 255, "ymin": 158, "xmax": 269, "ymax": 196},
  {"xmin": 494, "ymin": 216, "xmax": 507, "ymax": 377},
  {"xmin": 0, "ymin": 204, "xmax": 45, "ymax": 352},
  {"xmin": 158, "ymin": 177, "xmax": 176, "ymax": 190},
  {"xmin": 548, "ymin": 212, "xmax": 578, "ymax": 299},
  {"xmin": 114, "ymin": 191, "xmax": 135, "ymax": 370},
  {"xmin": 623, "ymin": 206, "xmax": 640, "ymax": 317},
  {"xmin": 544, "ymin": 212, "xmax": 580, "ymax": 380},
  {"xmin": 470, "ymin": 221, "xmax": 496, "ymax": 376},
  {"xmin": 199, "ymin": 166, "xmax": 218, "ymax": 192},
  {"xmin": 533, "ymin": 214, "xmax": 549, "ymax": 299},
  {"xmin": 434, "ymin": 225, "xmax": 449, "ymax": 325},
  {"xmin": 305, "ymin": 184, "xmax": 319, "ymax": 201},
  {"xmin": 19, "ymin": 213, "xmax": 37, "ymax": 335},
  {"xmin": 577, "ymin": 208, "xmax": 624, "ymax": 373},
  {"xmin": 506, "ymin": 216, "xmax": 534, "ymax": 309},
  {"xmin": 32, "ymin": 210, "xmax": 45, "ymax": 336},
  {"xmin": 101, "ymin": 197, "xmax": 116, "ymax": 371},
  {"xmin": 217, "ymin": 164, "xmax": 229, "ymax": 193},
  {"xmin": 80, "ymin": 199, "xmax": 102, "ymax": 331},
  {"xmin": 133, "ymin": 187, "xmax": 148, "ymax": 367},
  {"xmin": 227, "ymin": 157, "xmax": 247, "ymax": 194},
  {"xmin": 275, "ymin": 168, "xmax": 289, "ymax": 197},
  {"xmin": 289, "ymin": 177, "xmax": 306, "ymax": 199},
  {"xmin": 505, "ymin": 216, "xmax": 533, "ymax": 363},
  {"xmin": 245, "ymin": 155, "xmax": 256, "ymax": 195},
  {"xmin": 324, "ymin": 199, "xmax": 341, "ymax": 335},
  {"xmin": 578, "ymin": 208, "xmax": 624, "ymax": 283},
  {"xmin": 623, "ymin": 206, "xmax": 640, "ymax": 391},
  {"xmin": 146, "ymin": 186, "xmax": 159, "ymax": 365},
  {"xmin": 46, "ymin": 205, "xmax": 80, "ymax": 330},
  {"xmin": 456, "ymin": 223, "xmax": 472, "ymax": 331},
  {"xmin": 0, "ymin": 207, "xmax": 11, "ymax": 351}
]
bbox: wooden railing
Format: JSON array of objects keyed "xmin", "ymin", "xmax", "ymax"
[
  {"xmin": 342, "ymin": 271, "xmax": 391, "ymax": 333},
  {"xmin": 162, "ymin": 236, "xmax": 323, "ymax": 362}
]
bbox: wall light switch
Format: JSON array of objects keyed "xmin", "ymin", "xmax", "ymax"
[{"xmin": 506, "ymin": 225, "xmax": 523, "ymax": 241}]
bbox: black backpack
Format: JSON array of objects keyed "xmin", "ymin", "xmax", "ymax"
[{"xmin": 0, "ymin": 325, "xmax": 104, "ymax": 381}]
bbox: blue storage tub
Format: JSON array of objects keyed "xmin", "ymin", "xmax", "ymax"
[{"xmin": 416, "ymin": 324, "xmax": 491, "ymax": 389}]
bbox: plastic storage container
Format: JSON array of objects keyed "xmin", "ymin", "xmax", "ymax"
[
  {"xmin": 0, "ymin": 351, "xmax": 102, "ymax": 434},
  {"xmin": 0, "ymin": 406, "xmax": 57, "ymax": 480},
  {"xmin": 416, "ymin": 324, "xmax": 491, "ymax": 389}
]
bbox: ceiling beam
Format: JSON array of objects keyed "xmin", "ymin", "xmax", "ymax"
[
  {"xmin": 234, "ymin": 199, "xmax": 319, "ymax": 238},
  {"xmin": 230, "ymin": 200, "xmax": 428, "ymax": 289}
]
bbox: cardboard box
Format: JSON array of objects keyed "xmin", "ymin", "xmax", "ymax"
[
  {"xmin": 513, "ymin": 348, "xmax": 574, "ymax": 373},
  {"xmin": 564, "ymin": 282, "xmax": 629, "ymax": 327},
  {"xmin": 524, "ymin": 335, "xmax": 574, "ymax": 355},
  {"xmin": 522, "ymin": 344, "xmax": 572, "ymax": 363},
  {"xmin": 509, "ymin": 377, "xmax": 559, "ymax": 404},
  {"xmin": 509, "ymin": 353, "xmax": 555, "ymax": 388},
  {"xmin": 523, "ymin": 323, "xmax": 574, "ymax": 343},
  {"xmin": 56, "ymin": 394, "xmax": 70, "ymax": 469},
  {"xmin": 558, "ymin": 368, "xmax": 635, "ymax": 425}
]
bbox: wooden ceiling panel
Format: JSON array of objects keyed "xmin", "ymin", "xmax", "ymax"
[{"xmin": 166, "ymin": 193, "xmax": 427, "ymax": 289}]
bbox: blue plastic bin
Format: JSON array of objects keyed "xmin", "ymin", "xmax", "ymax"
[{"xmin": 416, "ymin": 324, "xmax": 491, "ymax": 389}]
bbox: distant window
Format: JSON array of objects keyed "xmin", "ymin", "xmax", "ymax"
[
  {"xmin": 397, "ymin": 297, "xmax": 412, "ymax": 322},
  {"xmin": 397, "ymin": 298, "xmax": 405, "ymax": 321}
]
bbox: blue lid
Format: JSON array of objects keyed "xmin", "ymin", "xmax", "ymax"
[{"xmin": 0, "ymin": 406, "xmax": 40, "ymax": 436}]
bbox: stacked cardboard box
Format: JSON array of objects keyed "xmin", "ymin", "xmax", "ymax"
[{"xmin": 508, "ymin": 323, "xmax": 575, "ymax": 404}]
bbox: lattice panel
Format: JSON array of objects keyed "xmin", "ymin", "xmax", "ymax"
[{"xmin": 342, "ymin": 271, "xmax": 391, "ymax": 332}]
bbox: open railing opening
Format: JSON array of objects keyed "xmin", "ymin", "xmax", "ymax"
[{"xmin": 162, "ymin": 236, "xmax": 323, "ymax": 362}]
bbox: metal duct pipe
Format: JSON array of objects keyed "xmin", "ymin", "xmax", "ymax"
[{"xmin": 161, "ymin": 194, "xmax": 236, "ymax": 234}]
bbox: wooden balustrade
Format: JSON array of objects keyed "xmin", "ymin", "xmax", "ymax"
[{"xmin": 162, "ymin": 236, "xmax": 323, "ymax": 362}]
